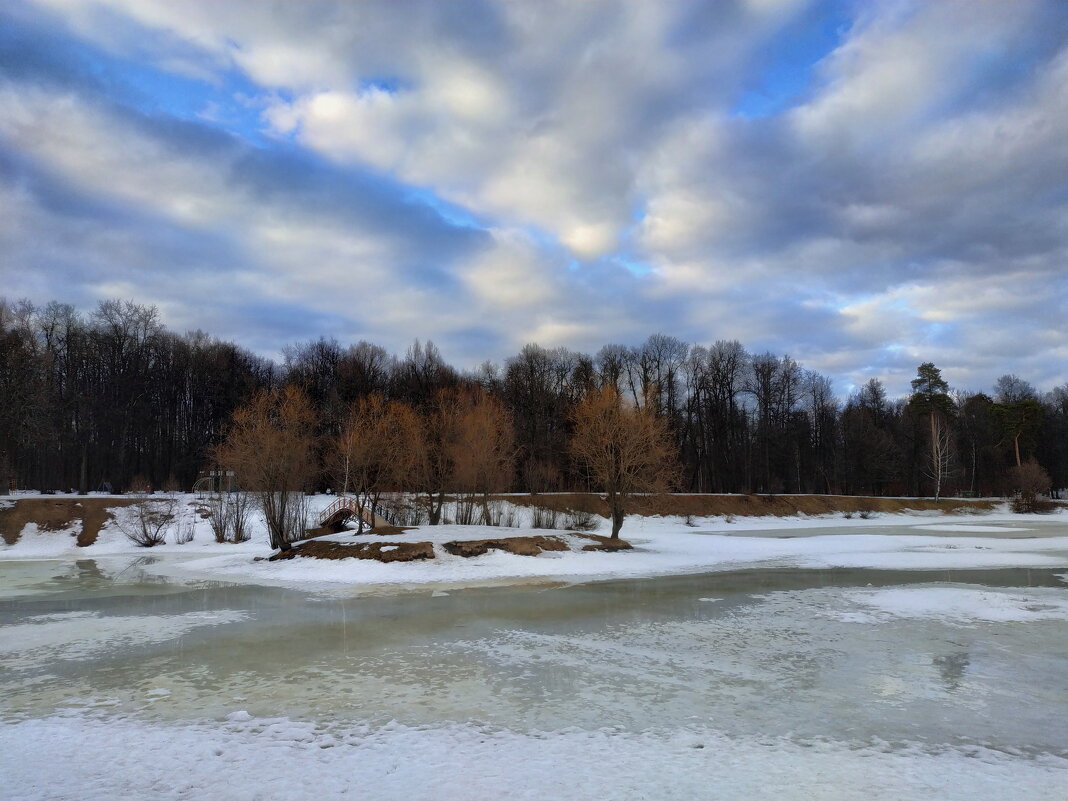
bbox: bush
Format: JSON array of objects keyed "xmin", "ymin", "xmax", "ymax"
[
  {"xmin": 119, "ymin": 496, "xmax": 176, "ymax": 547},
  {"xmin": 531, "ymin": 505, "xmax": 560, "ymax": 529},
  {"xmin": 174, "ymin": 508, "xmax": 196, "ymax": 544},
  {"xmin": 1011, "ymin": 460, "xmax": 1054, "ymax": 513},
  {"xmin": 477, "ymin": 499, "xmax": 516, "ymax": 527},
  {"xmin": 208, "ymin": 492, "xmax": 254, "ymax": 543},
  {"xmin": 127, "ymin": 474, "xmax": 153, "ymax": 494},
  {"xmin": 564, "ymin": 509, "xmax": 599, "ymax": 531}
]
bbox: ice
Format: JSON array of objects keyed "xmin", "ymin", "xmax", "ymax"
[{"xmin": 2, "ymin": 559, "xmax": 1067, "ymax": 800}]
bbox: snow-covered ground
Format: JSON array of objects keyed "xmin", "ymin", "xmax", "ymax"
[
  {"xmin": 2, "ymin": 493, "xmax": 1067, "ymax": 593},
  {"xmin": 4, "ymin": 713, "xmax": 1064, "ymax": 801}
]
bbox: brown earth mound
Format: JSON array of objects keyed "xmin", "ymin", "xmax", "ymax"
[
  {"xmin": 501, "ymin": 493, "xmax": 1000, "ymax": 518},
  {"xmin": 269, "ymin": 539, "xmax": 434, "ymax": 562},
  {"xmin": 577, "ymin": 533, "xmax": 633, "ymax": 552},
  {"xmin": 0, "ymin": 497, "xmax": 140, "ymax": 546},
  {"xmin": 443, "ymin": 535, "xmax": 571, "ymax": 557}
]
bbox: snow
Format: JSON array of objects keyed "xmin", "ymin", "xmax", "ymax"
[
  {"xmin": 161, "ymin": 520, "xmax": 1068, "ymax": 593},
  {"xmin": 2, "ymin": 713, "xmax": 1064, "ymax": 801},
  {"xmin": 831, "ymin": 586, "xmax": 1068, "ymax": 624},
  {"xmin": 2, "ymin": 494, "xmax": 1067, "ymax": 594}
]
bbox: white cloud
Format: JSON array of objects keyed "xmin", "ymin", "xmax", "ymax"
[{"xmin": 5, "ymin": 0, "xmax": 1068, "ymax": 392}]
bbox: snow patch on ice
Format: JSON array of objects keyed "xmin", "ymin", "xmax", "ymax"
[
  {"xmin": 834, "ymin": 586, "xmax": 1068, "ymax": 625},
  {"xmin": 1, "ymin": 609, "xmax": 250, "ymax": 670},
  {"xmin": 915, "ymin": 524, "xmax": 1030, "ymax": 533}
]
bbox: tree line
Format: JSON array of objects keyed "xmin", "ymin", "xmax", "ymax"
[{"xmin": 2, "ymin": 297, "xmax": 1065, "ymax": 502}]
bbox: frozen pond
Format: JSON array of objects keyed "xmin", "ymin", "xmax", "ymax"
[{"xmin": 1, "ymin": 555, "xmax": 1067, "ymax": 799}]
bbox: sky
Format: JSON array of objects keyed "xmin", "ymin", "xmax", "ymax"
[{"xmin": 1, "ymin": 0, "xmax": 1066, "ymax": 398}]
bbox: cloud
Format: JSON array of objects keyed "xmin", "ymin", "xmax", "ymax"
[{"xmin": 2, "ymin": 0, "xmax": 1067, "ymax": 396}]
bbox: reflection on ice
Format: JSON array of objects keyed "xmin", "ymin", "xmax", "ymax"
[{"xmin": 934, "ymin": 651, "xmax": 970, "ymax": 692}]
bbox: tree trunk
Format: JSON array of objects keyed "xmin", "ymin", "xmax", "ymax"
[
  {"xmin": 610, "ymin": 502, "xmax": 625, "ymax": 539},
  {"xmin": 428, "ymin": 490, "xmax": 444, "ymax": 525},
  {"xmin": 79, "ymin": 443, "xmax": 88, "ymax": 495},
  {"xmin": 929, "ymin": 411, "xmax": 937, "ymax": 494}
]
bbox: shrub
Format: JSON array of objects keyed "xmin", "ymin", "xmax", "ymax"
[
  {"xmin": 565, "ymin": 509, "xmax": 599, "ymax": 531},
  {"xmin": 119, "ymin": 496, "xmax": 176, "ymax": 547},
  {"xmin": 174, "ymin": 509, "xmax": 196, "ymax": 544},
  {"xmin": 478, "ymin": 500, "xmax": 516, "ymax": 527},
  {"xmin": 1011, "ymin": 460, "xmax": 1054, "ymax": 513},
  {"xmin": 127, "ymin": 474, "xmax": 152, "ymax": 494},
  {"xmin": 207, "ymin": 492, "xmax": 254, "ymax": 543},
  {"xmin": 530, "ymin": 505, "xmax": 560, "ymax": 529}
]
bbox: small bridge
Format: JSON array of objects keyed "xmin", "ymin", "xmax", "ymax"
[{"xmin": 318, "ymin": 496, "xmax": 388, "ymax": 530}]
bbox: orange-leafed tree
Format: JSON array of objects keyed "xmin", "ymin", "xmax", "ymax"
[
  {"xmin": 446, "ymin": 387, "xmax": 515, "ymax": 525},
  {"xmin": 215, "ymin": 386, "xmax": 317, "ymax": 551},
  {"xmin": 570, "ymin": 385, "xmax": 677, "ymax": 538},
  {"xmin": 332, "ymin": 394, "xmax": 426, "ymax": 531}
]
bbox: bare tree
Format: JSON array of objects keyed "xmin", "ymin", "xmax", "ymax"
[
  {"xmin": 215, "ymin": 386, "xmax": 317, "ymax": 551},
  {"xmin": 924, "ymin": 411, "xmax": 954, "ymax": 500},
  {"xmin": 332, "ymin": 395, "xmax": 427, "ymax": 531},
  {"xmin": 413, "ymin": 389, "xmax": 458, "ymax": 525},
  {"xmin": 446, "ymin": 388, "xmax": 515, "ymax": 525},
  {"xmin": 570, "ymin": 386, "xmax": 677, "ymax": 539},
  {"xmin": 910, "ymin": 362, "xmax": 955, "ymax": 497}
]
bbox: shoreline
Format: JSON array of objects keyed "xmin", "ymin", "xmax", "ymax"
[{"xmin": 1, "ymin": 511, "xmax": 1066, "ymax": 598}]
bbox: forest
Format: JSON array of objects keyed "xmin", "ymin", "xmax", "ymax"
[{"xmin": 1, "ymin": 297, "xmax": 1065, "ymax": 499}]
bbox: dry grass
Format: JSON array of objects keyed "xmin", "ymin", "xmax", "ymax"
[
  {"xmin": 501, "ymin": 493, "xmax": 1001, "ymax": 519},
  {"xmin": 443, "ymin": 535, "xmax": 570, "ymax": 557},
  {"xmin": 0, "ymin": 497, "xmax": 140, "ymax": 546},
  {"xmin": 576, "ymin": 533, "xmax": 633, "ymax": 551},
  {"xmin": 269, "ymin": 539, "xmax": 435, "ymax": 562}
]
